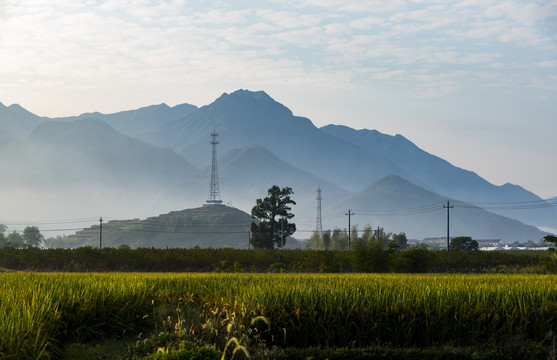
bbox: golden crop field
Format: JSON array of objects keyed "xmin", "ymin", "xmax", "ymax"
[{"xmin": 1, "ymin": 273, "xmax": 557, "ymax": 359}]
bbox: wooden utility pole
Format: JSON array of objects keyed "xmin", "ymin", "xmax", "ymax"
[
  {"xmin": 345, "ymin": 209, "xmax": 354, "ymax": 250},
  {"xmin": 99, "ymin": 217, "xmax": 103, "ymax": 249},
  {"xmin": 443, "ymin": 201, "xmax": 453, "ymax": 251}
]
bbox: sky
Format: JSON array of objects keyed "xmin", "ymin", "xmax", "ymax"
[{"xmin": 1, "ymin": 0, "xmax": 556, "ymax": 198}]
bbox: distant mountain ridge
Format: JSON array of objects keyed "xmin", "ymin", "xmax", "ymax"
[
  {"xmin": 0, "ymin": 90, "xmax": 553, "ymax": 245},
  {"xmin": 0, "ymin": 101, "xmax": 44, "ymax": 142},
  {"xmin": 0, "ymin": 117, "xmax": 196, "ymax": 188},
  {"xmin": 326, "ymin": 175, "xmax": 546, "ymax": 242},
  {"xmin": 320, "ymin": 124, "xmax": 557, "ymax": 229},
  {"xmin": 139, "ymin": 89, "xmax": 415, "ymax": 191}
]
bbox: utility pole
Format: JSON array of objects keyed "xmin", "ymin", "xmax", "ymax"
[
  {"xmin": 443, "ymin": 201, "xmax": 453, "ymax": 251},
  {"xmin": 345, "ymin": 209, "xmax": 354, "ymax": 250},
  {"xmin": 99, "ymin": 217, "xmax": 103, "ymax": 249}
]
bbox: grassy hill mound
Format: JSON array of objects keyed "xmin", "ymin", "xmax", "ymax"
[{"xmin": 51, "ymin": 205, "xmax": 254, "ymax": 249}]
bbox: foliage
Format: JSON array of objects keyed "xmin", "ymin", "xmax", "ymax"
[
  {"xmin": 0, "ymin": 224, "xmax": 6, "ymax": 247},
  {"xmin": 0, "ymin": 246, "xmax": 554, "ymax": 274},
  {"xmin": 0, "ymin": 226, "xmax": 45, "ymax": 248},
  {"xmin": 450, "ymin": 236, "xmax": 479, "ymax": 251},
  {"xmin": 351, "ymin": 226, "xmax": 394, "ymax": 272},
  {"xmin": 306, "ymin": 229, "xmax": 349, "ymax": 251},
  {"xmin": 250, "ymin": 185, "xmax": 296, "ymax": 249},
  {"xmin": 6, "ymin": 230, "xmax": 24, "ymax": 247},
  {"xmin": 23, "ymin": 226, "xmax": 45, "ymax": 247},
  {"xmin": 392, "ymin": 232, "xmax": 408, "ymax": 250},
  {"xmin": 305, "ymin": 231, "xmax": 321, "ymax": 250},
  {"xmin": 331, "ymin": 228, "xmax": 349, "ymax": 250},
  {"xmin": 2, "ymin": 273, "xmax": 557, "ymax": 359},
  {"xmin": 543, "ymin": 235, "xmax": 557, "ymax": 247}
]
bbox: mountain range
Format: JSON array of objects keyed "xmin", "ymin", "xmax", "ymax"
[{"xmin": 0, "ymin": 89, "xmax": 554, "ymax": 245}]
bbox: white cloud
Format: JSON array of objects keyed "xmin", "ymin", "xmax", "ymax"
[{"xmin": 0, "ymin": 0, "xmax": 556, "ymax": 104}]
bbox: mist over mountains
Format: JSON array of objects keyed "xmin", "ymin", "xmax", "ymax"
[{"xmin": 0, "ymin": 90, "xmax": 554, "ymax": 244}]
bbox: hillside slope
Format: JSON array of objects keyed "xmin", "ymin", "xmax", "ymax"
[
  {"xmin": 326, "ymin": 175, "xmax": 546, "ymax": 242},
  {"xmin": 54, "ymin": 205, "xmax": 300, "ymax": 249},
  {"xmin": 321, "ymin": 124, "xmax": 557, "ymax": 229},
  {"xmin": 141, "ymin": 90, "xmax": 411, "ymax": 191}
]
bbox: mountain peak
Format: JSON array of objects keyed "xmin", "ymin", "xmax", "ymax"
[
  {"xmin": 200, "ymin": 89, "xmax": 294, "ymax": 122},
  {"xmin": 216, "ymin": 89, "xmax": 287, "ymax": 108},
  {"xmin": 229, "ymin": 89, "xmax": 272, "ymax": 100}
]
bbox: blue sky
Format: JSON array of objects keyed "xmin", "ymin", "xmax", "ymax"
[{"xmin": 1, "ymin": 0, "xmax": 556, "ymax": 198}]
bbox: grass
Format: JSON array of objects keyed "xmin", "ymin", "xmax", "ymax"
[{"xmin": 1, "ymin": 273, "xmax": 557, "ymax": 359}]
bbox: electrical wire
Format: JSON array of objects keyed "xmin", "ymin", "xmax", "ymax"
[{"xmin": 2, "ymin": 198, "xmax": 556, "ymax": 235}]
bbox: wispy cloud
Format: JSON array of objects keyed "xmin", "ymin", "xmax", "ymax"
[{"xmin": 0, "ymin": 0, "xmax": 555, "ymax": 103}]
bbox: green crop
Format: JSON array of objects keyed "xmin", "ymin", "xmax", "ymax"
[{"xmin": 1, "ymin": 273, "xmax": 557, "ymax": 359}]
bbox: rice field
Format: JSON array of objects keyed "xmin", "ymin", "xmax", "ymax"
[{"xmin": 1, "ymin": 273, "xmax": 557, "ymax": 359}]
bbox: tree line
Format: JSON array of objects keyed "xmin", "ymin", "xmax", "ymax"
[
  {"xmin": 0, "ymin": 224, "xmax": 44, "ymax": 248},
  {"xmin": 0, "ymin": 246, "xmax": 554, "ymax": 273}
]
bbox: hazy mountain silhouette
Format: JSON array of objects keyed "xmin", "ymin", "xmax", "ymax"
[
  {"xmin": 327, "ymin": 175, "xmax": 546, "ymax": 242},
  {"xmin": 320, "ymin": 125, "xmax": 557, "ymax": 229},
  {"xmin": 0, "ymin": 118, "xmax": 196, "ymax": 188},
  {"xmin": 0, "ymin": 101, "xmax": 43, "ymax": 142},
  {"xmin": 0, "ymin": 90, "xmax": 553, "ymax": 244},
  {"xmin": 215, "ymin": 144, "xmax": 350, "ymax": 219},
  {"xmin": 0, "ymin": 118, "xmax": 201, "ymax": 223},
  {"xmin": 141, "ymin": 90, "xmax": 412, "ymax": 191},
  {"xmin": 77, "ymin": 102, "xmax": 198, "ymax": 138}
]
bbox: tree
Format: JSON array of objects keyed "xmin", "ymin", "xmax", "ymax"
[
  {"xmin": 305, "ymin": 231, "xmax": 321, "ymax": 250},
  {"xmin": 322, "ymin": 230, "xmax": 332, "ymax": 250},
  {"xmin": 331, "ymin": 228, "xmax": 348, "ymax": 250},
  {"xmin": 450, "ymin": 236, "xmax": 479, "ymax": 251},
  {"xmin": 250, "ymin": 185, "xmax": 296, "ymax": 249},
  {"xmin": 0, "ymin": 224, "xmax": 7, "ymax": 247},
  {"xmin": 6, "ymin": 231, "xmax": 24, "ymax": 247},
  {"xmin": 543, "ymin": 235, "xmax": 557, "ymax": 247},
  {"xmin": 373, "ymin": 227, "xmax": 392, "ymax": 248},
  {"xmin": 23, "ymin": 226, "xmax": 45, "ymax": 247},
  {"xmin": 351, "ymin": 225, "xmax": 392, "ymax": 272},
  {"xmin": 392, "ymin": 232, "xmax": 408, "ymax": 250}
]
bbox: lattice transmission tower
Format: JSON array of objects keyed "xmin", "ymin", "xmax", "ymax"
[
  {"xmin": 206, "ymin": 131, "xmax": 223, "ymax": 205},
  {"xmin": 316, "ymin": 187, "xmax": 323, "ymax": 234}
]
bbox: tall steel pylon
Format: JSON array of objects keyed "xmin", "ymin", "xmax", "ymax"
[
  {"xmin": 207, "ymin": 131, "xmax": 223, "ymax": 205},
  {"xmin": 316, "ymin": 187, "xmax": 323, "ymax": 234}
]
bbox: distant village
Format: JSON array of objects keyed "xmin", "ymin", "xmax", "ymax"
[{"xmin": 409, "ymin": 237, "xmax": 552, "ymax": 251}]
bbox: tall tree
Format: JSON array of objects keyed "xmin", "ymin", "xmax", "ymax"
[
  {"xmin": 0, "ymin": 224, "xmax": 7, "ymax": 247},
  {"xmin": 392, "ymin": 232, "xmax": 408, "ymax": 250},
  {"xmin": 305, "ymin": 231, "xmax": 322, "ymax": 250},
  {"xmin": 331, "ymin": 228, "xmax": 348, "ymax": 250},
  {"xmin": 23, "ymin": 226, "xmax": 44, "ymax": 247},
  {"xmin": 250, "ymin": 185, "xmax": 296, "ymax": 249},
  {"xmin": 6, "ymin": 231, "xmax": 24, "ymax": 247},
  {"xmin": 322, "ymin": 230, "xmax": 332, "ymax": 250},
  {"xmin": 450, "ymin": 236, "xmax": 479, "ymax": 251},
  {"xmin": 543, "ymin": 235, "xmax": 557, "ymax": 247}
]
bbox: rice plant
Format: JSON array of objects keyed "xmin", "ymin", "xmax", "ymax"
[{"xmin": 1, "ymin": 273, "xmax": 557, "ymax": 359}]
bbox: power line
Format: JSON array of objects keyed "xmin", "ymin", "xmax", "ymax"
[
  {"xmin": 0, "ymin": 217, "xmax": 99, "ymax": 225},
  {"xmin": 355, "ymin": 202, "xmax": 445, "ymax": 217}
]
